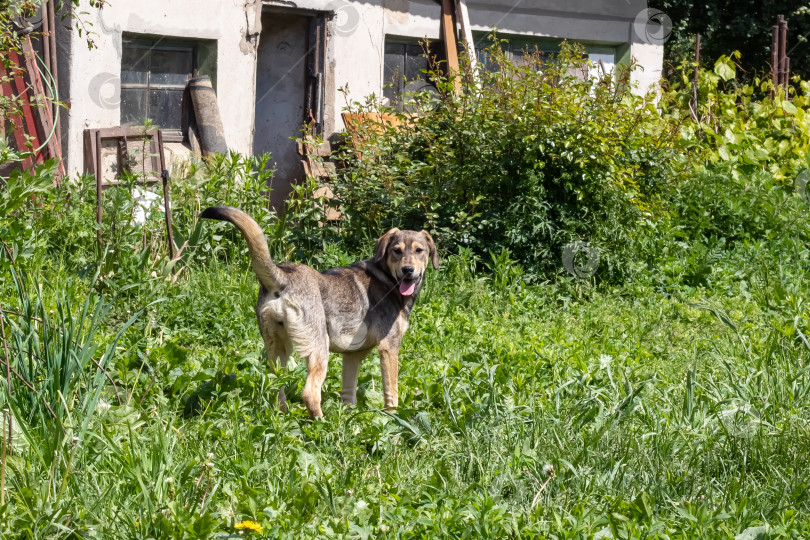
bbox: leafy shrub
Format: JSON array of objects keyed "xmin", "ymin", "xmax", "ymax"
[
  {"xmin": 670, "ymin": 166, "xmax": 809, "ymax": 246},
  {"xmin": 660, "ymin": 52, "xmax": 810, "ymax": 182},
  {"xmin": 24, "ymin": 151, "xmax": 340, "ymax": 294},
  {"xmin": 0, "ymin": 148, "xmax": 61, "ymax": 276},
  {"xmin": 331, "ymin": 42, "xmax": 693, "ymax": 282}
]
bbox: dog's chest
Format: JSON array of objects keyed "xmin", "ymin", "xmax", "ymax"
[{"xmin": 329, "ymin": 320, "xmax": 372, "ymax": 352}]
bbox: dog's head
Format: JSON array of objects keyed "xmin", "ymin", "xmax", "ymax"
[{"xmin": 373, "ymin": 228, "xmax": 438, "ymax": 296}]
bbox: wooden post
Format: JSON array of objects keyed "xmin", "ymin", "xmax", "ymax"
[
  {"xmin": 691, "ymin": 34, "xmax": 700, "ymax": 120},
  {"xmin": 777, "ymin": 15, "xmax": 787, "ymax": 86},
  {"xmin": 455, "ymin": 0, "xmax": 477, "ymax": 72},
  {"xmin": 439, "ymin": 0, "xmax": 461, "ymax": 94},
  {"xmin": 156, "ymin": 130, "xmax": 176, "ymax": 261}
]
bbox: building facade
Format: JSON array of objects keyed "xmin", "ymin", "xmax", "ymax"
[{"xmin": 57, "ymin": 0, "xmax": 664, "ymax": 199}]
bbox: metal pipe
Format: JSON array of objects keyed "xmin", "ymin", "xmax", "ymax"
[
  {"xmin": 47, "ymin": 0, "xmax": 60, "ymax": 144},
  {"xmin": 95, "ymin": 130, "xmax": 103, "ymax": 251},
  {"xmin": 777, "ymin": 15, "xmax": 787, "ymax": 87},
  {"xmin": 41, "ymin": 1, "xmax": 51, "ymax": 77},
  {"xmin": 156, "ymin": 130, "xmax": 176, "ymax": 261},
  {"xmin": 771, "ymin": 25, "xmax": 779, "ymax": 90},
  {"xmin": 691, "ymin": 34, "xmax": 700, "ymax": 120}
]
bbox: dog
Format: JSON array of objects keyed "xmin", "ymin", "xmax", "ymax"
[{"xmin": 200, "ymin": 206, "xmax": 438, "ymax": 418}]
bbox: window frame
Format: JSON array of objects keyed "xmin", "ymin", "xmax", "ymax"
[
  {"xmin": 120, "ymin": 36, "xmax": 198, "ymax": 142},
  {"xmin": 382, "ymin": 38, "xmax": 439, "ymax": 111},
  {"xmin": 475, "ymin": 33, "xmax": 617, "ymax": 81}
]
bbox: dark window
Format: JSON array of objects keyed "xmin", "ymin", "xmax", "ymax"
[
  {"xmin": 476, "ymin": 35, "xmax": 561, "ymax": 72},
  {"xmin": 383, "ymin": 40, "xmax": 437, "ymax": 110},
  {"xmin": 120, "ymin": 37, "xmax": 195, "ymax": 140}
]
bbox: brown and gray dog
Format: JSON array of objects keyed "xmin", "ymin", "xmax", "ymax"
[{"xmin": 200, "ymin": 206, "xmax": 438, "ymax": 418}]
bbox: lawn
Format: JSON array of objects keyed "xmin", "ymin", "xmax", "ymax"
[
  {"xmin": 3, "ymin": 45, "xmax": 810, "ymax": 539},
  {"xmin": 2, "ymin": 232, "xmax": 809, "ymax": 538}
]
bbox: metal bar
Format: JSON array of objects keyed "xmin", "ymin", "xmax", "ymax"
[
  {"xmin": 47, "ymin": 0, "xmax": 59, "ymax": 143},
  {"xmin": 691, "ymin": 34, "xmax": 700, "ymax": 121},
  {"xmin": 1, "ymin": 410, "xmax": 6, "ymax": 507},
  {"xmin": 41, "ymin": 1, "xmax": 51, "ymax": 80},
  {"xmin": 95, "ymin": 129, "xmax": 103, "ymax": 251},
  {"xmin": 771, "ymin": 25, "xmax": 779, "ymax": 91},
  {"xmin": 0, "ymin": 308, "xmax": 12, "ymax": 456},
  {"xmin": 156, "ymin": 130, "xmax": 176, "ymax": 261}
]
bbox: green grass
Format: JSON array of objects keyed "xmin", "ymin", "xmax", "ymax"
[{"xmin": 2, "ymin": 243, "xmax": 810, "ymax": 539}]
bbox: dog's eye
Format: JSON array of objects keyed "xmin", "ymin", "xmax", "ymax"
[
  {"xmin": 392, "ymin": 248, "xmax": 403, "ymax": 255},
  {"xmin": 415, "ymin": 248, "xmax": 424, "ymax": 253}
]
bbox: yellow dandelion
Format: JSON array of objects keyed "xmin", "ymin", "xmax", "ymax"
[{"xmin": 234, "ymin": 520, "xmax": 263, "ymax": 534}]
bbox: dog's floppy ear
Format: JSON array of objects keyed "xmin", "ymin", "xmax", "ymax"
[
  {"xmin": 421, "ymin": 230, "xmax": 439, "ymax": 270},
  {"xmin": 373, "ymin": 228, "xmax": 400, "ymax": 263}
]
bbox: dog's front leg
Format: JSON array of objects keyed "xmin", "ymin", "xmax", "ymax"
[
  {"xmin": 341, "ymin": 350, "xmax": 371, "ymax": 406},
  {"xmin": 378, "ymin": 346, "xmax": 399, "ymax": 410},
  {"xmin": 302, "ymin": 348, "xmax": 329, "ymax": 418}
]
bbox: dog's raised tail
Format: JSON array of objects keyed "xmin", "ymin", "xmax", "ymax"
[{"xmin": 200, "ymin": 206, "xmax": 284, "ymax": 291}]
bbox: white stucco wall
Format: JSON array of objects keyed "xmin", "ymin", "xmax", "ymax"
[
  {"xmin": 58, "ymin": 0, "xmax": 663, "ymax": 176},
  {"xmin": 60, "ymin": 0, "xmax": 260, "ymax": 176}
]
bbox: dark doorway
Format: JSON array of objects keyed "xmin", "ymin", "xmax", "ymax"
[{"xmin": 254, "ymin": 10, "xmax": 325, "ymax": 211}]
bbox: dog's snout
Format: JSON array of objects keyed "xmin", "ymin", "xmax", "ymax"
[{"xmin": 402, "ymin": 265, "xmax": 416, "ymax": 276}]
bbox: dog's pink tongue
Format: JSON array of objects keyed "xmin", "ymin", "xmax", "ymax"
[{"xmin": 399, "ymin": 280, "xmax": 416, "ymax": 296}]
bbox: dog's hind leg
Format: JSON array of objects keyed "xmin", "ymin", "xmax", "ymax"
[
  {"xmin": 301, "ymin": 345, "xmax": 329, "ymax": 418},
  {"xmin": 340, "ymin": 349, "xmax": 371, "ymax": 406},
  {"xmin": 259, "ymin": 323, "xmax": 290, "ymax": 413}
]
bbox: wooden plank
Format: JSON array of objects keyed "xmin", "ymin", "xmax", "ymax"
[
  {"xmin": 83, "ymin": 129, "xmax": 97, "ymax": 176},
  {"xmin": 455, "ymin": 0, "xmax": 477, "ymax": 72},
  {"xmin": 96, "ymin": 126, "xmax": 156, "ymax": 139},
  {"xmin": 21, "ymin": 36, "xmax": 65, "ymax": 178},
  {"xmin": 1, "ymin": 75, "xmax": 33, "ymax": 171},
  {"xmin": 440, "ymin": 0, "xmax": 461, "ymax": 94},
  {"xmin": 8, "ymin": 50, "xmax": 43, "ymax": 156}
]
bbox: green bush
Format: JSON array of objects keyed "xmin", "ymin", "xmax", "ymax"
[
  {"xmin": 332, "ymin": 42, "xmax": 693, "ymax": 282},
  {"xmin": 22, "ymin": 151, "xmax": 341, "ymax": 294},
  {"xmin": 660, "ymin": 52, "xmax": 810, "ymax": 182}
]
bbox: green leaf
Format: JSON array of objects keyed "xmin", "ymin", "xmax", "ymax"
[
  {"xmin": 714, "ymin": 56, "xmax": 736, "ymax": 81},
  {"xmin": 781, "ymin": 101, "xmax": 798, "ymax": 115}
]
